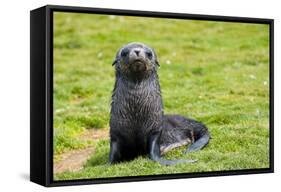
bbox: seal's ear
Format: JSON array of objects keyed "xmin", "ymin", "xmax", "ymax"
[
  {"xmin": 112, "ymin": 48, "xmax": 121, "ymax": 66},
  {"xmin": 154, "ymin": 55, "xmax": 160, "ymax": 66},
  {"xmin": 112, "ymin": 59, "xmax": 118, "ymax": 66},
  {"xmin": 152, "ymin": 48, "xmax": 160, "ymax": 67},
  {"xmin": 155, "ymin": 59, "xmax": 160, "ymax": 66}
]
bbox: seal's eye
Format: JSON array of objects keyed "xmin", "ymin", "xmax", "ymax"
[
  {"xmin": 121, "ymin": 49, "xmax": 129, "ymax": 57},
  {"xmin": 146, "ymin": 51, "xmax": 153, "ymax": 59}
]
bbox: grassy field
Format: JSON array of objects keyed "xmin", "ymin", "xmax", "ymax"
[{"xmin": 53, "ymin": 12, "xmax": 270, "ymax": 180}]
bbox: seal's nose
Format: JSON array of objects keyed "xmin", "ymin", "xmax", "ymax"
[{"xmin": 134, "ymin": 50, "xmax": 140, "ymax": 56}]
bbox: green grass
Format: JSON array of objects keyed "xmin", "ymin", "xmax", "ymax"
[{"xmin": 53, "ymin": 12, "xmax": 270, "ymax": 180}]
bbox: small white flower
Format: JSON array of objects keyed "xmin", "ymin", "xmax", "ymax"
[
  {"xmin": 249, "ymin": 74, "xmax": 256, "ymax": 79},
  {"xmin": 97, "ymin": 52, "xmax": 103, "ymax": 58},
  {"xmin": 166, "ymin": 60, "xmax": 171, "ymax": 65},
  {"xmin": 109, "ymin": 15, "xmax": 116, "ymax": 20},
  {"xmin": 263, "ymin": 81, "xmax": 267, "ymax": 85},
  {"xmin": 55, "ymin": 108, "xmax": 64, "ymax": 113},
  {"xmin": 256, "ymin": 109, "xmax": 260, "ymax": 115}
]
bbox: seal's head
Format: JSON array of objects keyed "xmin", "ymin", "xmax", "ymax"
[{"xmin": 112, "ymin": 42, "xmax": 159, "ymax": 80}]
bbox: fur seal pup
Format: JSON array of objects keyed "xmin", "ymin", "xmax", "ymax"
[{"xmin": 109, "ymin": 42, "xmax": 210, "ymax": 165}]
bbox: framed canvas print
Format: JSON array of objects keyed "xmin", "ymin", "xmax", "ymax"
[{"xmin": 30, "ymin": 5, "xmax": 274, "ymax": 187}]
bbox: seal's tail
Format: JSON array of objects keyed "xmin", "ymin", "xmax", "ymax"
[{"xmin": 183, "ymin": 131, "xmax": 210, "ymax": 154}]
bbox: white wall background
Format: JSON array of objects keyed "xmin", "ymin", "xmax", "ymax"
[{"xmin": 0, "ymin": 0, "xmax": 279, "ymax": 191}]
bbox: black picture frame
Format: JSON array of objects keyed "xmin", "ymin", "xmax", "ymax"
[{"xmin": 30, "ymin": 4, "xmax": 274, "ymax": 187}]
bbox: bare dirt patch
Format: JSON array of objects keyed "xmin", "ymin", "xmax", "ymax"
[
  {"xmin": 79, "ymin": 127, "xmax": 108, "ymax": 141},
  {"xmin": 54, "ymin": 128, "xmax": 109, "ymax": 174}
]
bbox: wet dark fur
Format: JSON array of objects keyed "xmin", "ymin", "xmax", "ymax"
[{"xmin": 109, "ymin": 42, "xmax": 210, "ymax": 165}]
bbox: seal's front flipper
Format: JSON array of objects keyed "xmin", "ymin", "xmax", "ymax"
[
  {"xmin": 109, "ymin": 139, "xmax": 122, "ymax": 164},
  {"xmin": 183, "ymin": 132, "xmax": 210, "ymax": 154}
]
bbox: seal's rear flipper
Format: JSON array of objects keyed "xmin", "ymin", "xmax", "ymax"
[
  {"xmin": 183, "ymin": 132, "xmax": 210, "ymax": 154},
  {"xmin": 149, "ymin": 133, "xmax": 197, "ymax": 166}
]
